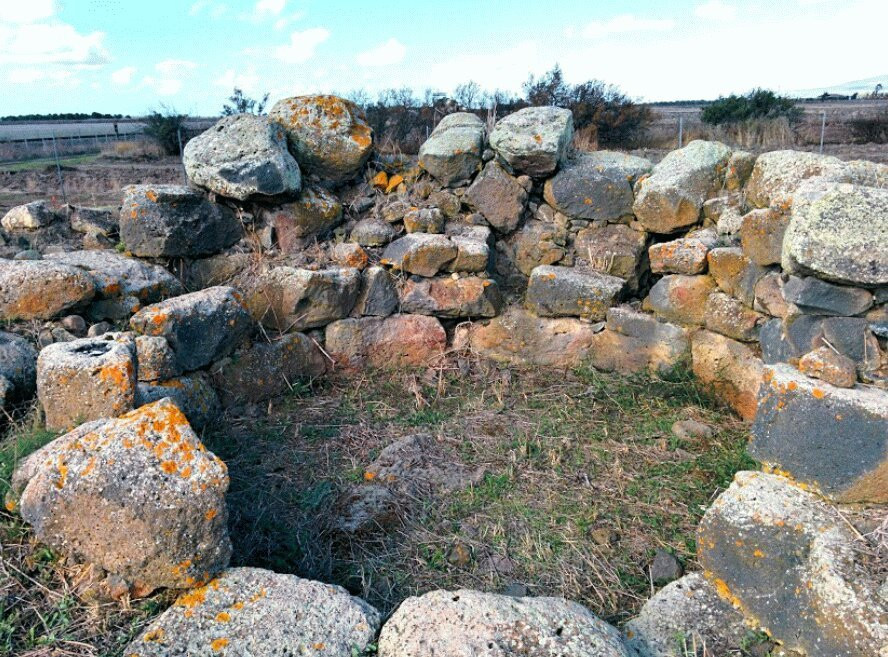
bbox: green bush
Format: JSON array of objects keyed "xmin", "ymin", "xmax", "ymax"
[
  {"xmin": 702, "ymin": 89, "xmax": 801, "ymax": 125},
  {"xmin": 143, "ymin": 107, "xmax": 187, "ymax": 155}
]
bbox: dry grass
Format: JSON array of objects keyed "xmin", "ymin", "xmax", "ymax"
[{"xmin": 99, "ymin": 140, "xmax": 164, "ymax": 161}]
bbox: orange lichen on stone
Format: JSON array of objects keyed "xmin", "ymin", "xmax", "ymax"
[
  {"xmin": 205, "ymin": 508, "xmax": 218, "ymax": 521},
  {"xmin": 145, "ymin": 190, "xmax": 158, "ymax": 203},
  {"xmin": 210, "ymin": 637, "xmax": 229, "ymax": 652},
  {"xmin": 812, "ymin": 388, "xmax": 825, "ymax": 399},
  {"xmin": 215, "ymin": 611, "xmax": 231, "ymax": 622},
  {"xmin": 385, "ymin": 175, "xmax": 404, "ymax": 194},
  {"xmin": 314, "ymin": 643, "xmax": 326, "ymax": 650},
  {"xmin": 371, "ymin": 171, "xmax": 389, "ymax": 190},
  {"xmin": 143, "ymin": 628, "xmax": 165, "ymax": 643}
]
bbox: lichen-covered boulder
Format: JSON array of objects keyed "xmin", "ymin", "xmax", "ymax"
[
  {"xmin": 706, "ymin": 247, "xmax": 767, "ymax": 307},
  {"xmin": 269, "ymin": 94, "xmax": 373, "ymax": 183},
  {"xmin": 648, "ymin": 228, "xmax": 718, "ymax": 275},
  {"xmin": 45, "ymin": 250, "xmax": 184, "ymax": 319},
  {"xmin": 574, "ymin": 224, "xmax": 649, "ymax": 292},
  {"xmin": 624, "ymin": 573, "xmax": 749, "ymax": 657},
  {"xmin": 126, "ymin": 567, "xmax": 379, "ymax": 657},
  {"xmin": 381, "ymin": 234, "xmax": 457, "ymax": 277},
  {"xmin": 526, "ymin": 265, "xmax": 624, "ymax": 320},
  {"xmin": 739, "ymin": 208, "xmax": 788, "ymax": 266},
  {"xmin": 400, "ymin": 276, "xmax": 502, "ymax": 318},
  {"xmin": 454, "ymin": 307, "xmax": 600, "ymax": 368},
  {"xmin": 37, "ymin": 333, "xmax": 137, "ymax": 431},
  {"xmin": 264, "ymin": 185, "xmax": 343, "ymax": 253},
  {"xmin": 633, "ymin": 140, "xmax": 732, "ymax": 234},
  {"xmin": 586, "ymin": 306, "xmax": 688, "ymax": 376},
  {"xmin": 574, "ymin": 150, "xmax": 653, "ymax": 183},
  {"xmin": 353, "ymin": 266, "xmax": 398, "ymax": 317},
  {"xmin": 0, "ymin": 259, "xmax": 95, "ymax": 320},
  {"xmin": 11, "ymin": 399, "xmax": 231, "ymax": 596},
  {"xmin": 135, "ymin": 335, "xmax": 180, "ymax": 382},
  {"xmin": 244, "ymin": 267, "xmax": 360, "ymax": 332},
  {"xmin": 543, "ymin": 154, "xmax": 636, "ymax": 222},
  {"xmin": 782, "ymin": 181, "xmax": 888, "ymax": 286},
  {"xmin": 184, "ymin": 114, "xmax": 302, "ymax": 201},
  {"xmin": 120, "ymin": 185, "xmax": 242, "ymax": 258},
  {"xmin": 136, "ymin": 374, "xmax": 220, "ymax": 430},
  {"xmin": 130, "ymin": 286, "xmax": 254, "ymax": 372},
  {"xmin": 210, "ymin": 332, "xmax": 327, "ymax": 406},
  {"xmin": 691, "ymin": 329, "xmax": 763, "ymax": 420},
  {"xmin": 645, "ymin": 274, "xmax": 715, "ymax": 326},
  {"xmin": 703, "ymin": 291, "xmax": 766, "ymax": 342},
  {"xmin": 418, "ymin": 112, "xmax": 486, "ymax": 186},
  {"xmin": 0, "ymin": 331, "xmax": 37, "ymax": 409},
  {"xmin": 378, "ymin": 589, "xmax": 631, "ymax": 657},
  {"xmin": 698, "ymin": 471, "xmax": 887, "ymax": 657},
  {"xmin": 325, "ymin": 315, "xmax": 446, "ymax": 369},
  {"xmin": 489, "ymin": 106, "xmax": 574, "ymax": 177},
  {"xmin": 1, "ymin": 200, "xmax": 55, "ymax": 231},
  {"xmin": 745, "ymin": 150, "xmax": 849, "ymax": 208},
  {"xmin": 465, "ymin": 161, "xmax": 530, "ymax": 233},
  {"xmin": 751, "ymin": 364, "xmax": 888, "ymax": 502}
]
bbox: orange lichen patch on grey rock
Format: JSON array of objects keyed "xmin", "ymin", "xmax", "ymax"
[
  {"xmin": 399, "ymin": 275, "xmax": 502, "ymax": 319},
  {"xmin": 644, "ymin": 274, "xmax": 715, "ymax": 326},
  {"xmin": 37, "ymin": 333, "xmax": 138, "ymax": 431},
  {"xmin": 377, "ymin": 588, "xmax": 631, "ymax": 657},
  {"xmin": 750, "ymin": 364, "xmax": 888, "ymax": 503},
  {"xmin": 0, "ymin": 259, "xmax": 95, "ymax": 321},
  {"xmin": 325, "ymin": 314, "xmax": 446, "ymax": 370},
  {"xmin": 698, "ymin": 471, "xmax": 887, "ymax": 656},
  {"xmin": 526, "ymin": 265, "xmax": 625, "ymax": 321},
  {"xmin": 126, "ymin": 567, "xmax": 379, "ymax": 656},
  {"xmin": 11, "ymin": 398, "xmax": 230, "ymax": 596},
  {"xmin": 691, "ymin": 329, "xmax": 763, "ymax": 421}
]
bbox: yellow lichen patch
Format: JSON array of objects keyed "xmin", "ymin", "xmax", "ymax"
[
  {"xmin": 205, "ymin": 508, "xmax": 218, "ymax": 521},
  {"xmin": 753, "ymin": 549, "xmax": 765, "ymax": 558},
  {"xmin": 314, "ymin": 643, "xmax": 326, "ymax": 650},
  {"xmin": 145, "ymin": 189, "xmax": 158, "ymax": 203},
  {"xmin": 811, "ymin": 388, "xmax": 825, "ymax": 399},
  {"xmin": 385, "ymin": 175, "xmax": 404, "ymax": 194},
  {"xmin": 231, "ymin": 601, "xmax": 244, "ymax": 610},
  {"xmin": 176, "ymin": 584, "xmax": 210, "ymax": 609},
  {"xmin": 161, "ymin": 460, "xmax": 178, "ymax": 474},
  {"xmin": 5, "ymin": 499, "xmax": 17, "ymax": 512},
  {"xmin": 143, "ymin": 628, "xmax": 165, "ymax": 643},
  {"xmin": 215, "ymin": 611, "xmax": 231, "ymax": 622},
  {"xmin": 363, "ymin": 471, "xmax": 376, "ymax": 481},
  {"xmin": 371, "ymin": 171, "xmax": 389, "ymax": 190},
  {"xmin": 248, "ymin": 588, "xmax": 267, "ymax": 603},
  {"xmin": 210, "ymin": 637, "xmax": 229, "ymax": 652}
]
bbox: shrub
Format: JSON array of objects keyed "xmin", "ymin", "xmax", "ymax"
[
  {"xmin": 100, "ymin": 140, "xmax": 164, "ymax": 160},
  {"xmin": 523, "ymin": 65, "xmax": 651, "ymax": 148},
  {"xmin": 222, "ymin": 88, "xmax": 270, "ymax": 116},
  {"xmin": 848, "ymin": 108, "xmax": 888, "ymax": 144},
  {"xmin": 143, "ymin": 107, "xmax": 187, "ymax": 155},
  {"xmin": 702, "ymin": 89, "xmax": 801, "ymax": 125}
]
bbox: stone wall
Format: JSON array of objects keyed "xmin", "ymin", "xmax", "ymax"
[{"xmin": 1, "ymin": 94, "xmax": 886, "ymax": 656}]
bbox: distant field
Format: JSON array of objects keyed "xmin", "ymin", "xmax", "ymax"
[{"xmin": 0, "ymin": 118, "xmax": 215, "ymax": 141}]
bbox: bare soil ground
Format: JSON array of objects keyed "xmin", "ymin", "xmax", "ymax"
[{"xmin": 1, "ymin": 359, "xmax": 757, "ymax": 656}]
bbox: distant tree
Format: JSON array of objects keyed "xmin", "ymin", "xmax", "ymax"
[
  {"xmin": 344, "ymin": 89, "xmax": 372, "ymax": 108},
  {"xmin": 144, "ymin": 106, "xmax": 188, "ymax": 155},
  {"xmin": 221, "ymin": 88, "xmax": 270, "ymax": 116},
  {"xmin": 701, "ymin": 89, "xmax": 801, "ymax": 125},
  {"xmin": 453, "ymin": 81, "xmax": 482, "ymax": 109},
  {"xmin": 1, "ymin": 112, "xmax": 124, "ymax": 122},
  {"xmin": 523, "ymin": 64, "xmax": 571, "ymax": 107}
]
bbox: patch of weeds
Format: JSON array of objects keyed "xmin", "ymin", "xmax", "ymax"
[{"xmin": 0, "ymin": 416, "xmax": 58, "ymax": 500}]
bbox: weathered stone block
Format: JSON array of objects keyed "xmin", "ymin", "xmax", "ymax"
[
  {"xmin": 418, "ymin": 112, "xmax": 485, "ymax": 186},
  {"xmin": 648, "ymin": 228, "xmax": 718, "ymax": 275},
  {"xmin": 325, "ymin": 315, "xmax": 446, "ymax": 369},
  {"xmin": 400, "ymin": 276, "xmax": 502, "ymax": 318},
  {"xmin": 527, "ymin": 265, "xmax": 624, "ymax": 320},
  {"xmin": 488, "ymin": 106, "xmax": 574, "ymax": 177},
  {"xmin": 381, "ymin": 234, "xmax": 457, "ymax": 277},
  {"xmin": 691, "ymin": 329, "xmax": 763, "ymax": 420},
  {"xmin": 0, "ymin": 259, "xmax": 95, "ymax": 320},
  {"xmin": 782, "ymin": 275, "xmax": 873, "ymax": 316},
  {"xmin": 465, "ymin": 161, "xmax": 529, "ymax": 233},
  {"xmin": 739, "ymin": 208, "xmax": 788, "ymax": 266},
  {"xmin": 704, "ymin": 291, "xmax": 766, "ymax": 342},
  {"xmin": 645, "ymin": 274, "xmax": 715, "ymax": 326}
]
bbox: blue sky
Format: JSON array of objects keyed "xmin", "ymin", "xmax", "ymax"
[{"xmin": 0, "ymin": 0, "xmax": 885, "ymax": 116}]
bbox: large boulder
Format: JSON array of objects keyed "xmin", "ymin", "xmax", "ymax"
[
  {"xmin": 269, "ymin": 94, "xmax": 373, "ymax": 183},
  {"xmin": 0, "ymin": 259, "xmax": 95, "ymax": 320},
  {"xmin": 325, "ymin": 315, "xmax": 446, "ymax": 369},
  {"xmin": 400, "ymin": 276, "xmax": 502, "ymax": 318},
  {"xmin": 739, "ymin": 208, "xmax": 788, "ymax": 266},
  {"xmin": 264, "ymin": 185, "xmax": 342, "ymax": 252},
  {"xmin": 183, "ymin": 114, "xmax": 302, "ymax": 201},
  {"xmin": 526, "ymin": 265, "xmax": 624, "ymax": 320},
  {"xmin": 465, "ymin": 161, "xmax": 529, "ymax": 233},
  {"xmin": 37, "ymin": 333, "xmax": 137, "ymax": 431},
  {"xmin": 745, "ymin": 150, "xmax": 849, "ymax": 208},
  {"xmin": 120, "ymin": 185, "xmax": 242, "ymax": 258},
  {"xmin": 573, "ymin": 150, "xmax": 653, "ymax": 183},
  {"xmin": 418, "ymin": 112, "xmax": 486, "ymax": 186},
  {"xmin": 127, "ymin": 567, "xmax": 379, "ymax": 656},
  {"xmin": 543, "ymin": 154, "xmax": 636, "ymax": 222},
  {"xmin": 244, "ymin": 267, "xmax": 360, "ymax": 332},
  {"xmin": 45, "ymin": 250, "xmax": 184, "ymax": 320},
  {"xmin": 0, "ymin": 331, "xmax": 37, "ymax": 409},
  {"xmin": 136, "ymin": 374, "xmax": 220, "ymax": 431},
  {"xmin": 586, "ymin": 307, "xmax": 689, "ymax": 376},
  {"xmin": 698, "ymin": 471, "xmax": 887, "ymax": 657},
  {"xmin": 130, "ymin": 286, "xmax": 254, "ymax": 372},
  {"xmin": 381, "ymin": 234, "xmax": 457, "ymax": 277},
  {"xmin": 633, "ymin": 140, "xmax": 732, "ymax": 234},
  {"xmin": 750, "ymin": 364, "xmax": 888, "ymax": 503},
  {"xmin": 782, "ymin": 181, "xmax": 888, "ymax": 286},
  {"xmin": 210, "ymin": 332, "xmax": 327, "ymax": 406},
  {"xmin": 624, "ymin": 573, "xmax": 749, "ymax": 657},
  {"xmin": 489, "ymin": 106, "xmax": 574, "ymax": 177},
  {"xmin": 11, "ymin": 399, "xmax": 231, "ymax": 596},
  {"xmin": 1, "ymin": 200, "xmax": 55, "ymax": 231},
  {"xmin": 691, "ymin": 329, "xmax": 763, "ymax": 420},
  {"xmin": 454, "ymin": 307, "xmax": 600, "ymax": 368},
  {"xmin": 378, "ymin": 589, "xmax": 631, "ymax": 657}
]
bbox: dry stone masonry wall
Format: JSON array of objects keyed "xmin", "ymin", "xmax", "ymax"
[{"xmin": 1, "ymin": 95, "xmax": 886, "ymax": 656}]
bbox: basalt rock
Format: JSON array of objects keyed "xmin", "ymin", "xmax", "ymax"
[
  {"xmin": 418, "ymin": 112, "xmax": 486, "ymax": 186},
  {"xmin": 488, "ymin": 106, "xmax": 574, "ymax": 177}
]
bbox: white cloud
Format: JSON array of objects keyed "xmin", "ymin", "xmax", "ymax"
[
  {"xmin": 695, "ymin": 1, "xmax": 737, "ymax": 21},
  {"xmin": 111, "ymin": 66, "xmax": 137, "ymax": 85},
  {"xmin": 356, "ymin": 38, "xmax": 406, "ymax": 67},
  {"xmin": 274, "ymin": 28, "xmax": 330, "ymax": 63},
  {"xmin": 578, "ymin": 14, "xmax": 674, "ymax": 39},
  {"xmin": 190, "ymin": 1, "xmax": 229, "ymax": 18},
  {"xmin": 6, "ymin": 67, "xmax": 78, "ymax": 87},
  {"xmin": 215, "ymin": 67, "xmax": 260, "ymax": 92},
  {"xmin": 141, "ymin": 60, "xmax": 197, "ymax": 97},
  {"xmin": 0, "ymin": 0, "xmax": 56, "ymax": 24},
  {"xmin": 255, "ymin": 0, "xmax": 286, "ymax": 17},
  {"xmin": 0, "ymin": 22, "xmax": 109, "ymax": 66}
]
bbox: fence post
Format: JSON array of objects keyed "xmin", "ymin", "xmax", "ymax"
[
  {"xmin": 678, "ymin": 115, "xmax": 684, "ymax": 149},
  {"xmin": 51, "ymin": 134, "xmax": 67, "ymax": 207},
  {"xmin": 819, "ymin": 111, "xmax": 826, "ymax": 154}
]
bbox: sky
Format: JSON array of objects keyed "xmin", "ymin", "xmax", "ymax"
[{"xmin": 0, "ymin": 0, "xmax": 886, "ymax": 117}]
